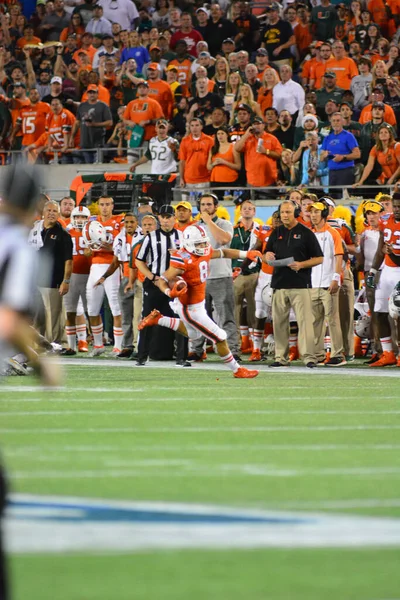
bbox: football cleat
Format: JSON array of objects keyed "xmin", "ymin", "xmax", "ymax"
[
  {"xmin": 59, "ymin": 348, "xmax": 76, "ymax": 356},
  {"xmin": 138, "ymin": 309, "xmax": 162, "ymax": 330},
  {"xmin": 369, "ymin": 351, "xmax": 397, "ymax": 367},
  {"xmin": 240, "ymin": 336, "xmax": 253, "ymax": 354},
  {"xmin": 364, "ymin": 353, "xmax": 379, "ymax": 365},
  {"xmin": 289, "ymin": 346, "xmax": 299, "ymax": 361},
  {"xmin": 78, "ymin": 340, "xmax": 89, "ymax": 353},
  {"xmin": 249, "ymin": 349, "xmax": 262, "ymax": 362},
  {"xmin": 397, "ymin": 356, "xmax": 400, "ymax": 367},
  {"xmin": 324, "ymin": 351, "xmax": 331, "ymax": 363},
  {"xmin": 188, "ymin": 351, "xmax": 207, "ymax": 361},
  {"xmin": 325, "ymin": 357, "xmax": 347, "ymax": 367},
  {"xmin": 233, "ymin": 367, "xmax": 259, "ymax": 379},
  {"xmin": 5, "ymin": 358, "xmax": 29, "ymax": 376},
  {"xmin": 111, "ymin": 347, "xmax": 120, "ymax": 355},
  {"xmin": 91, "ymin": 345, "xmax": 106, "ymax": 357}
]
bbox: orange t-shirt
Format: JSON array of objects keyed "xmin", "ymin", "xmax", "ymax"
[
  {"xmin": 370, "ymin": 143, "xmax": 400, "ymax": 184},
  {"xmin": 69, "ymin": 227, "xmax": 92, "ymax": 274},
  {"xmin": 175, "ymin": 219, "xmax": 195, "ymax": 231},
  {"xmin": 210, "ymin": 143, "xmax": 238, "ymax": 183},
  {"xmin": 301, "ymin": 56, "xmax": 318, "ymax": 82},
  {"xmin": 17, "ymin": 101, "xmax": 51, "ymax": 146},
  {"xmin": 11, "ymin": 98, "xmax": 30, "ymax": 136},
  {"xmin": 367, "ymin": 0, "xmax": 386, "ymax": 28},
  {"xmin": 72, "ymin": 46, "xmax": 96, "ymax": 65},
  {"xmin": 294, "ymin": 23, "xmax": 313, "ymax": 55},
  {"xmin": 92, "ymin": 215, "xmax": 124, "ymax": 265},
  {"xmin": 46, "ymin": 109, "xmax": 76, "ymax": 148},
  {"xmin": 380, "ymin": 214, "xmax": 400, "ymax": 268},
  {"xmin": 324, "ymin": 56, "xmax": 358, "ymax": 90},
  {"xmin": 148, "ymin": 79, "xmax": 174, "ymax": 120},
  {"xmin": 255, "ymin": 225, "xmax": 273, "ymax": 275},
  {"xmin": 297, "ymin": 215, "xmax": 313, "ymax": 229},
  {"xmin": 167, "ymin": 58, "xmax": 192, "ymax": 96},
  {"xmin": 123, "ymin": 97, "xmax": 164, "ymax": 141},
  {"xmin": 81, "ymin": 84, "xmax": 110, "ymax": 106},
  {"xmin": 179, "ymin": 133, "xmax": 214, "ymax": 184},
  {"xmin": 170, "ymin": 248, "xmax": 212, "ymax": 305},
  {"xmin": 309, "ymin": 59, "xmax": 331, "ymax": 90},
  {"xmin": 17, "ymin": 36, "xmax": 41, "ymax": 49},
  {"xmin": 257, "ymin": 87, "xmax": 273, "ymax": 114},
  {"xmin": 60, "ymin": 26, "xmax": 85, "ymax": 44},
  {"xmin": 242, "ymin": 133, "xmax": 283, "ymax": 187},
  {"xmin": 359, "ymin": 103, "xmax": 397, "ymax": 126}
]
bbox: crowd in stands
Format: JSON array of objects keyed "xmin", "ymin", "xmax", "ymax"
[{"xmin": 0, "ymin": 0, "xmax": 399, "ymax": 194}]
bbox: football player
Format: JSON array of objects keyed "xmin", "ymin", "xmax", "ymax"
[
  {"xmin": 367, "ymin": 196, "xmax": 400, "ymax": 367},
  {"xmin": 138, "ymin": 224, "xmax": 262, "ymax": 378},
  {"xmin": 85, "ymin": 196, "xmax": 124, "ymax": 356},
  {"xmin": 62, "ymin": 206, "xmax": 91, "ymax": 355}
]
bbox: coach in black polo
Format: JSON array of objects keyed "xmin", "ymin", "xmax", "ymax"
[
  {"xmin": 135, "ymin": 205, "xmax": 184, "ymax": 366},
  {"xmin": 265, "ymin": 200, "xmax": 323, "ymax": 368}
]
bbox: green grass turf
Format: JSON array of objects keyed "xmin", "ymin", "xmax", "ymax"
[{"xmin": 1, "ymin": 364, "xmax": 400, "ymax": 599}]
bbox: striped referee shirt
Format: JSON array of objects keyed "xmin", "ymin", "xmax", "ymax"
[{"xmin": 136, "ymin": 228, "xmax": 183, "ymax": 276}]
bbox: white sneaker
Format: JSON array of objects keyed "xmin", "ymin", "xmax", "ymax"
[
  {"xmin": 5, "ymin": 358, "xmax": 29, "ymax": 376},
  {"xmin": 91, "ymin": 346, "xmax": 106, "ymax": 357}
]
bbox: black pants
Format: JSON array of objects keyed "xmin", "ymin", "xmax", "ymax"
[
  {"xmin": 138, "ymin": 280, "xmax": 187, "ymax": 361},
  {"xmin": 0, "ymin": 463, "xmax": 8, "ymax": 600},
  {"xmin": 329, "ymin": 167, "xmax": 355, "ymax": 199}
]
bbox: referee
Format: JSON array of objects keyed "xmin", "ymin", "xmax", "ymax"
[{"xmin": 135, "ymin": 205, "xmax": 184, "ymax": 366}]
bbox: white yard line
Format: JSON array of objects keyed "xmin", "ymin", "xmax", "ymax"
[{"xmin": 2, "ymin": 409, "xmax": 400, "ymax": 416}]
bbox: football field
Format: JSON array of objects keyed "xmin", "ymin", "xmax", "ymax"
[{"xmin": 1, "ymin": 359, "xmax": 400, "ymax": 599}]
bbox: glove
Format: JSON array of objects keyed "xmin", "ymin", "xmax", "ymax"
[
  {"xmin": 170, "ymin": 280, "xmax": 187, "ymax": 298},
  {"xmin": 232, "ymin": 267, "xmax": 241, "ymax": 280},
  {"xmin": 246, "ymin": 250, "xmax": 262, "ymax": 262},
  {"xmin": 105, "ymin": 232, "xmax": 113, "ymax": 244},
  {"xmin": 366, "ymin": 273, "xmax": 376, "ymax": 289}
]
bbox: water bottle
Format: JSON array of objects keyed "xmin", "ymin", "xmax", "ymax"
[{"xmin": 256, "ymin": 139, "xmax": 263, "ymax": 153}]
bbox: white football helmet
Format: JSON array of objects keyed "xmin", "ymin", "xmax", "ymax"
[
  {"xmin": 183, "ymin": 225, "xmax": 211, "ymax": 256},
  {"xmin": 389, "ymin": 282, "xmax": 400, "ymax": 320},
  {"xmin": 261, "ymin": 282, "xmax": 273, "ymax": 308},
  {"xmin": 264, "ymin": 334, "xmax": 275, "ymax": 358},
  {"xmin": 354, "ymin": 314, "xmax": 371, "ymax": 339},
  {"xmin": 71, "ymin": 205, "xmax": 91, "ymax": 230},
  {"xmin": 82, "ymin": 221, "xmax": 107, "ymax": 250}
]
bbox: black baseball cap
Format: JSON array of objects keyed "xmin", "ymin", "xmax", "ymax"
[
  {"xmin": 159, "ymin": 204, "xmax": 175, "ymax": 216},
  {"xmin": 223, "ymin": 38, "xmax": 235, "ymax": 45},
  {"xmin": 324, "ymin": 71, "xmax": 336, "ymax": 78},
  {"xmin": 372, "ymin": 101, "xmax": 385, "ymax": 109},
  {"xmin": 253, "ymin": 116, "xmax": 264, "ymax": 124},
  {"xmin": 237, "ymin": 103, "xmax": 252, "ymax": 113}
]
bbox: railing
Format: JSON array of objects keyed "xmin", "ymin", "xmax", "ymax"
[{"xmin": 0, "ymin": 146, "xmax": 146, "ymax": 165}]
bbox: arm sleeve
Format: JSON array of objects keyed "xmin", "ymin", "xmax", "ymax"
[{"xmin": 136, "ymin": 234, "xmax": 150, "ymax": 262}]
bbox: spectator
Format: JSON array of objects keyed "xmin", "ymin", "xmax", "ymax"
[
  {"xmin": 359, "ymin": 85, "xmax": 397, "ymax": 126},
  {"xmin": 72, "ymin": 0, "xmax": 97, "ymax": 26},
  {"xmin": 293, "ymin": 112, "xmax": 319, "ymax": 150},
  {"xmin": 40, "ymin": 0, "xmax": 71, "ymax": 42},
  {"xmin": 236, "ymin": 50, "xmax": 249, "ymax": 79},
  {"xmin": 85, "ymin": 4, "xmax": 112, "ymax": 36},
  {"xmin": 229, "ymin": 103, "xmax": 252, "ymax": 141},
  {"xmin": 234, "ymin": 116, "xmax": 283, "ymax": 189},
  {"xmin": 354, "ymin": 124, "xmax": 400, "ymax": 188},
  {"xmin": 179, "ymin": 117, "xmax": 214, "ymax": 190},
  {"xmin": 170, "ymin": 13, "xmax": 203, "ymax": 58},
  {"xmin": 257, "ymin": 67, "xmax": 280, "ymax": 115},
  {"xmin": 152, "ymin": 0, "xmax": 170, "ymax": 31},
  {"xmin": 351, "ymin": 56, "xmax": 373, "ymax": 110},
  {"xmin": 309, "ymin": 200, "xmax": 345, "ymax": 366},
  {"xmin": 167, "ymin": 40, "xmax": 193, "ymax": 97},
  {"xmin": 71, "ymin": 84, "xmax": 113, "ymax": 163},
  {"xmin": 225, "ymin": 71, "xmax": 243, "ymax": 110},
  {"xmin": 28, "ymin": 199, "xmax": 73, "ymax": 344},
  {"xmin": 146, "ymin": 63, "xmax": 174, "ymax": 120},
  {"xmin": 119, "ymin": 31, "xmax": 150, "ymax": 74},
  {"xmin": 265, "ymin": 200, "xmax": 323, "ymax": 367},
  {"xmin": 231, "ymin": 83, "xmax": 262, "ymax": 123},
  {"xmin": 203, "ymin": 107, "xmax": 228, "ymax": 136},
  {"xmin": 60, "ymin": 13, "xmax": 85, "ymax": 44},
  {"xmin": 174, "ymin": 200, "xmax": 195, "ymax": 231},
  {"xmin": 190, "ymin": 193, "xmax": 240, "ymax": 360},
  {"xmin": 264, "ymin": 106, "xmax": 280, "ymax": 135},
  {"xmin": 97, "ymin": 0, "xmax": 139, "ymax": 31},
  {"xmin": 207, "ymin": 4, "xmax": 238, "ymax": 57},
  {"xmin": 277, "ymin": 148, "xmax": 299, "ymax": 187},
  {"xmin": 309, "ymin": 42, "xmax": 333, "ymax": 90},
  {"xmin": 261, "ymin": 2, "xmax": 295, "ymax": 68},
  {"xmin": 387, "ymin": 44, "xmax": 400, "ymax": 77},
  {"xmin": 123, "ymin": 80, "xmax": 164, "ymax": 143},
  {"xmin": 315, "ymin": 72, "xmax": 344, "ymax": 115},
  {"xmin": 254, "ymin": 47, "xmax": 271, "ymax": 80},
  {"xmin": 188, "ymin": 77, "xmax": 224, "ymax": 123},
  {"xmin": 385, "ymin": 78, "xmax": 400, "ymax": 126},
  {"xmin": 130, "ymin": 118, "xmax": 179, "ymax": 175},
  {"xmin": 13, "ymin": 87, "xmax": 51, "ymax": 154},
  {"xmin": 194, "ymin": 7, "xmax": 210, "ymax": 41},
  {"xmin": 359, "ymin": 102, "xmax": 397, "ymax": 165},
  {"xmin": 213, "ymin": 57, "xmax": 230, "ymax": 97},
  {"xmin": 16, "ymin": 24, "xmax": 42, "ymax": 49},
  {"xmin": 294, "ymin": 5, "xmax": 313, "ymax": 62},
  {"xmin": 207, "ymin": 126, "xmax": 241, "ymax": 193},
  {"xmin": 273, "ymin": 64, "xmax": 305, "ymax": 120},
  {"xmin": 310, "ymin": 0, "xmax": 337, "ymax": 41},
  {"xmin": 234, "ymin": 1, "xmax": 261, "ymax": 53},
  {"xmin": 321, "ymin": 112, "xmax": 361, "ymax": 196},
  {"xmin": 298, "ymin": 131, "xmax": 329, "ymax": 191},
  {"xmin": 244, "ymin": 63, "xmax": 261, "ymax": 98},
  {"xmin": 275, "ymin": 109, "xmax": 295, "ymax": 149}
]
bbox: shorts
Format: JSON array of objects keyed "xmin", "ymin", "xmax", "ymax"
[
  {"xmin": 63, "ymin": 273, "xmax": 89, "ymax": 314},
  {"xmin": 172, "ymin": 299, "xmax": 227, "ymax": 344},
  {"xmin": 374, "ymin": 266, "xmax": 400, "ymax": 313},
  {"xmin": 87, "ymin": 263, "xmax": 121, "ymax": 317}
]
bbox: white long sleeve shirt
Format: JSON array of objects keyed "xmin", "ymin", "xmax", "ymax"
[{"xmin": 272, "ymin": 79, "xmax": 305, "ymax": 116}]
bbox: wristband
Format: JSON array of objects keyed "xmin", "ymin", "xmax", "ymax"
[
  {"xmin": 102, "ymin": 273, "xmax": 109, "ymax": 280},
  {"xmin": 332, "ymin": 273, "xmax": 341, "ymax": 283},
  {"xmin": 63, "ymin": 279, "xmax": 71, "ymax": 284},
  {"xmin": 369, "ymin": 268, "xmax": 377, "ymax": 275},
  {"xmin": 354, "ymin": 246, "xmax": 361, "ymax": 253},
  {"xmin": 238, "ymin": 250, "xmax": 247, "ymax": 259},
  {"xmin": 159, "ymin": 275, "xmax": 169, "ymax": 284}
]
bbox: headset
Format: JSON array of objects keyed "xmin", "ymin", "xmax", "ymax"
[
  {"xmin": 197, "ymin": 192, "xmax": 219, "ymax": 211},
  {"xmin": 278, "ymin": 198, "xmax": 301, "ymax": 218},
  {"xmin": 362, "ymin": 200, "xmax": 384, "ymax": 220},
  {"xmin": 317, "ymin": 200, "xmax": 329, "ymax": 220}
]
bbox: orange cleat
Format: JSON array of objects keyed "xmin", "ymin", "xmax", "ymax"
[
  {"xmin": 397, "ymin": 355, "xmax": 400, "ymax": 367},
  {"xmin": 234, "ymin": 367, "xmax": 259, "ymax": 379},
  {"xmin": 249, "ymin": 349, "xmax": 262, "ymax": 362},
  {"xmin": 188, "ymin": 351, "xmax": 207, "ymax": 361},
  {"xmin": 138, "ymin": 309, "xmax": 162, "ymax": 330},
  {"xmin": 289, "ymin": 346, "xmax": 299, "ymax": 361},
  {"xmin": 241, "ymin": 336, "xmax": 253, "ymax": 354},
  {"xmin": 324, "ymin": 351, "xmax": 331, "ymax": 364},
  {"xmin": 78, "ymin": 340, "xmax": 89, "ymax": 353},
  {"xmin": 369, "ymin": 351, "xmax": 397, "ymax": 367},
  {"xmin": 354, "ymin": 335, "xmax": 364, "ymax": 358}
]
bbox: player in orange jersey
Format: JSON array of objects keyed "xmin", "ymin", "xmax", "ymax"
[
  {"xmin": 62, "ymin": 206, "xmax": 92, "ymax": 355},
  {"xmin": 367, "ymin": 196, "xmax": 400, "ymax": 367},
  {"xmin": 14, "ymin": 88, "xmax": 51, "ymax": 149},
  {"xmin": 85, "ymin": 196, "xmax": 124, "ymax": 356},
  {"xmin": 138, "ymin": 224, "xmax": 262, "ymax": 378}
]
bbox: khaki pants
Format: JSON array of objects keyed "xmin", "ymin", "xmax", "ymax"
[
  {"xmin": 233, "ymin": 273, "xmax": 258, "ymax": 335},
  {"xmin": 39, "ymin": 287, "xmax": 65, "ymax": 344},
  {"xmin": 339, "ymin": 267, "xmax": 354, "ymax": 356},
  {"xmin": 272, "ymin": 288, "xmax": 317, "ymax": 365},
  {"xmin": 311, "ymin": 288, "xmax": 343, "ymax": 361}
]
